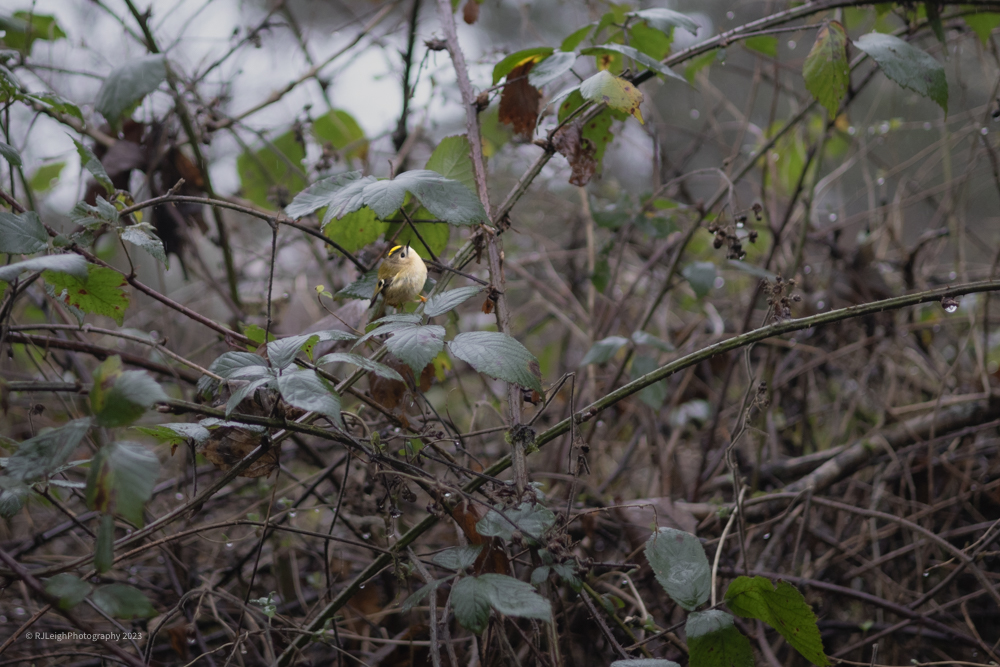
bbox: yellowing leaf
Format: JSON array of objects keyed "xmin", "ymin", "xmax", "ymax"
[{"xmin": 579, "ymin": 70, "xmax": 644, "ymax": 124}]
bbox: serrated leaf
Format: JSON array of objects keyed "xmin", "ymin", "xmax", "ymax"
[
  {"xmin": 266, "ymin": 334, "xmax": 315, "ymax": 370},
  {"xmin": 209, "ymin": 351, "xmax": 269, "ymax": 379},
  {"xmin": 425, "ymin": 135, "xmax": 477, "ymax": 193},
  {"xmin": 0, "ymin": 140, "xmax": 21, "ymax": 166},
  {"xmin": 425, "ymin": 285, "xmax": 482, "ymax": 317},
  {"xmin": 528, "ymin": 51, "xmax": 578, "ymax": 88},
  {"xmin": 95, "ymin": 54, "xmax": 167, "ymax": 124},
  {"xmin": 725, "ymin": 576, "xmax": 828, "ymax": 666},
  {"xmin": 452, "ymin": 576, "xmax": 492, "ymax": 633},
  {"xmin": 238, "ymin": 129, "xmax": 306, "ymax": 210},
  {"xmin": 401, "ymin": 577, "xmax": 448, "ymax": 613},
  {"xmin": 579, "ymin": 70, "xmax": 644, "ymax": 123},
  {"xmin": 0, "ymin": 254, "xmax": 87, "ymax": 282},
  {"xmin": 277, "ymin": 369, "xmax": 342, "ymax": 427},
  {"xmin": 481, "ymin": 573, "xmax": 552, "ymax": 622},
  {"xmin": 89, "ymin": 355, "xmax": 167, "ymax": 427},
  {"xmin": 285, "ymin": 171, "xmax": 376, "ymax": 222},
  {"xmin": 364, "ymin": 170, "xmax": 488, "ymax": 225},
  {"xmin": 476, "ymin": 501, "xmax": 556, "ymax": 543},
  {"xmin": 492, "ymin": 47, "xmax": 554, "ymax": 84},
  {"xmin": 627, "ymin": 8, "xmax": 699, "ymax": 35},
  {"xmin": 682, "ymin": 261, "xmax": 716, "ymax": 298},
  {"xmin": 447, "ymin": 331, "xmax": 542, "ymax": 393},
  {"xmin": 581, "ymin": 45, "xmax": 685, "ymax": 82},
  {"xmin": 803, "ymin": 21, "xmax": 850, "ymax": 116},
  {"xmin": 86, "ymin": 441, "xmax": 160, "ymax": 527},
  {"xmin": 354, "ymin": 319, "xmax": 421, "ymax": 349},
  {"xmin": 0, "ymin": 210, "xmax": 48, "ymax": 254},
  {"xmin": 92, "ymin": 583, "xmax": 156, "ymax": 619},
  {"xmin": 433, "ymin": 545, "xmax": 484, "ymax": 571},
  {"xmin": 853, "ymin": 32, "xmax": 948, "ymax": 112},
  {"xmin": 43, "ymin": 263, "xmax": 130, "ymax": 325},
  {"xmin": 45, "ymin": 573, "xmax": 92, "ymax": 610},
  {"xmin": 94, "ymin": 513, "xmax": 115, "ymax": 573},
  {"xmin": 579, "ymin": 335, "xmax": 628, "ymax": 366},
  {"xmin": 72, "ymin": 138, "xmax": 113, "ymax": 194},
  {"xmin": 645, "ymin": 527, "xmax": 711, "ymax": 611},
  {"xmin": 226, "ymin": 376, "xmax": 273, "ymax": 416},
  {"xmin": 315, "ymin": 352, "xmax": 403, "ymax": 381},
  {"xmin": 70, "ymin": 197, "xmax": 119, "ymax": 229},
  {"xmin": 120, "ymin": 223, "xmax": 168, "ymax": 266},
  {"xmin": 4, "ymin": 418, "xmax": 91, "ymax": 483},
  {"xmin": 385, "ymin": 324, "xmax": 445, "ymax": 376},
  {"xmin": 685, "ymin": 610, "xmax": 754, "ymax": 667}
]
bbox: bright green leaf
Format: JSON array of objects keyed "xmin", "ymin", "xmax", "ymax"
[
  {"xmin": 324, "ymin": 205, "xmax": 388, "ymax": 253},
  {"xmin": 313, "ymin": 109, "xmax": 368, "ymax": 163},
  {"xmin": 745, "ymin": 35, "xmax": 778, "ymax": 57},
  {"xmin": 238, "ymin": 129, "xmax": 307, "ymax": 210},
  {"xmin": 686, "ymin": 610, "xmax": 755, "ymax": 667},
  {"xmin": 0, "ymin": 12, "xmax": 66, "ymax": 52},
  {"xmin": 803, "ymin": 21, "xmax": 850, "ymax": 116},
  {"xmin": 28, "ymin": 161, "xmax": 65, "ymax": 193},
  {"xmin": 963, "ymin": 9, "xmax": 1000, "ymax": 45},
  {"xmin": 425, "ymin": 135, "xmax": 477, "ymax": 193},
  {"xmin": 561, "ymin": 24, "xmax": 593, "ymax": 52},
  {"xmin": 492, "ymin": 47, "xmax": 553, "ymax": 84},
  {"xmin": 43, "ymin": 263, "xmax": 129, "ymax": 324}
]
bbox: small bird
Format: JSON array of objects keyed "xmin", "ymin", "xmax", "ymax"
[{"xmin": 369, "ymin": 244, "xmax": 428, "ymax": 320}]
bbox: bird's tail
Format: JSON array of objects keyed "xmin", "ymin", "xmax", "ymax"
[{"xmin": 370, "ymin": 297, "xmax": 387, "ymax": 323}]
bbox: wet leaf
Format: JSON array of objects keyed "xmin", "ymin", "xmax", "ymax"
[
  {"xmin": 645, "ymin": 527, "xmax": 711, "ymax": 610},
  {"xmin": 448, "ymin": 331, "xmax": 543, "ymax": 393},
  {"xmin": 853, "ymin": 32, "xmax": 947, "ymax": 112},
  {"xmin": 803, "ymin": 21, "xmax": 850, "ymax": 116},
  {"xmin": 0, "ymin": 210, "xmax": 48, "ymax": 254},
  {"xmin": 95, "ymin": 55, "xmax": 167, "ymax": 124},
  {"xmin": 44, "ymin": 573, "xmax": 92, "ymax": 610},
  {"xmin": 579, "ymin": 70, "xmax": 644, "ymax": 123},
  {"xmin": 685, "ymin": 610, "xmax": 754, "ymax": 667}
]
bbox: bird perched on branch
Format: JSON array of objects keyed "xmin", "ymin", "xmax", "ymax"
[{"xmin": 369, "ymin": 244, "xmax": 428, "ymax": 320}]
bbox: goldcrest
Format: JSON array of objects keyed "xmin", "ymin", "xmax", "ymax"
[{"xmin": 369, "ymin": 244, "xmax": 428, "ymax": 318}]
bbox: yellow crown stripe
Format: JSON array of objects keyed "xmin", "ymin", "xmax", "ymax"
[{"xmin": 388, "ymin": 245, "xmax": 403, "ymax": 256}]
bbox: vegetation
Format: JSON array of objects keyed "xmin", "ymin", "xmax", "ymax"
[{"xmin": 1, "ymin": 1, "xmax": 999, "ymax": 666}]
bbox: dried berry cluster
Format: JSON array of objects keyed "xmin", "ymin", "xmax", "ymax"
[
  {"xmin": 708, "ymin": 203, "xmax": 763, "ymax": 259},
  {"xmin": 764, "ymin": 275, "xmax": 801, "ymax": 321}
]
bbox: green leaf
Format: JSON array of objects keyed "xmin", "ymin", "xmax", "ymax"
[
  {"xmin": 313, "ymin": 109, "xmax": 368, "ymax": 163},
  {"xmin": 630, "ymin": 21, "xmax": 673, "ymax": 61},
  {"xmin": 72, "ymin": 138, "xmax": 113, "ymax": 194},
  {"xmin": 631, "ymin": 355, "xmax": 667, "ymax": 409},
  {"xmin": 316, "ymin": 352, "xmax": 403, "ymax": 380},
  {"xmin": 853, "ymin": 32, "xmax": 948, "ymax": 112},
  {"xmin": 43, "ymin": 263, "xmax": 129, "ymax": 325},
  {"xmin": 0, "ymin": 210, "xmax": 48, "ymax": 254},
  {"xmin": 323, "ymin": 207, "xmax": 388, "ymax": 253},
  {"xmin": 364, "ymin": 170, "xmax": 487, "ymax": 225},
  {"xmin": 448, "ymin": 331, "xmax": 542, "ymax": 393},
  {"xmin": 338, "ymin": 270, "xmax": 379, "ymax": 301},
  {"xmin": 237, "ymin": 129, "xmax": 307, "ymax": 210},
  {"xmin": 4, "ymin": 418, "xmax": 91, "ymax": 483},
  {"xmin": 0, "ymin": 140, "xmax": 21, "ymax": 166},
  {"xmin": 725, "ymin": 575, "xmax": 829, "ymax": 666},
  {"xmin": 612, "ymin": 661, "xmax": 681, "ymax": 667},
  {"xmin": 433, "ymin": 545, "xmax": 484, "ymax": 571},
  {"xmin": 0, "ymin": 11, "xmax": 66, "ymax": 51},
  {"xmin": 208, "ymin": 351, "xmax": 269, "ymax": 379},
  {"xmin": 581, "ymin": 45, "xmax": 685, "ymax": 82},
  {"xmin": 86, "ymin": 441, "xmax": 160, "ymax": 526},
  {"xmin": 803, "ymin": 21, "xmax": 850, "ymax": 116},
  {"xmin": 44, "ymin": 573, "xmax": 92, "ymax": 611},
  {"xmin": 744, "ymin": 35, "xmax": 778, "ymax": 57},
  {"xmin": 476, "ymin": 501, "xmax": 556, "ymax": 543},
  {"xmin": 27, "ymin": 93, "xmax": 83, "ymax": 121},
  {"xmin": 266, "ymin": 334, "xmax": 316, "ymax": 370},
  {"xmin": 561, "ymin": 25, "xmax": 593, "ymax": 52},
  {"xmin": 95, "ymin": 54, "xmax": 168, "ymax": 124},
  {"xmin": 682, "ymin": 261, "xmax": 716, "ymax": 298},
  {"xmin": 0, "ymin": 254, "xmax": 87, "ymax": 282},
  {"xmin": 645, "ymin": 527, "xmax": 711, "ymax": 610},
  {"xmin": 528, "ymin": 51, "xmax": 578, "ymax": 88},
  {"xmin": 94, "ymin": 513, "xmax": 115, "ymax": 573},
  {"xmin": 452, "ymin": 576, "xmax": 492, "ymax": 633},
  {"xmin": 425, "ymin": 285, "xmax": 482, "ymax": 317},
  {"xmin": 277, "ymin": 369, "xmax": 342, "ymax": 427},
  {"xmin": 0, "ymin": 485, "xmax": 29, "ymax": 518},
  {"xmin": 492, "ymin": 47, "xmax": 554, "ymax": 84},
  {"xmin": 963, "ymin": 9, "xmax": 1000, "ymax": 45},
  {"xmin": 558, "ymin": 91, "xmax": 617, "ymax": 170},
  {"xmin": 71, "ymin": 197, "xmax": 119, "ymax": 229},
  {"xmin": 686, "ymin": 610, "xmax": 755, "ymax": 667},
  {"xmin": 626, "ymin": 8, "xmax": 699, "ymax": 35},
  {"xmin": 632, "ymin": 330, "xmax": 673, "ymax": 352},
  {"xmin": 579, "ymin": 70, "xmax": 644, "ymax": 123},
  {"xmin": 90, "ymin": 356, "xmax": 168, "ymax": 427},
  {"xmin": 120, "ymin": 223, "xmax": 168, "ymax": 266},
  {"xmin": 28, "ymin": 161, "xmax": 65, "ymax": 193},
  {"xmin": 425, "ymin": 135, "xmax": 477, "ymax": 193},
  {"xmin": 134, "ymin": 423, "xmax": 210, "ymax": 445},
  {"xmin": 92, "ymin": 583, "xmax": 156, "ymax": 619},
  {"xmin": 685, "ymin": 50, "xmax": 717, "ymax": 84},
  {"xmin": 385, "ymin": 324, "xmax": 445, "ymax": 376},
  {"xmin": 579, "ymin": 335, "xmax": 628, "ymax": 366}
]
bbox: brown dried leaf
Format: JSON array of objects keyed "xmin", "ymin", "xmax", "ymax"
[
  {"xmin": 552, "ymin": 121, "xmax": 597, "ymax": 186},
  {"xmin": 200, "ymin": 397, "xmax": 277, "ymax": 478},
  {"xmin": 166, "ymin": 622, "xmax": 191, "ymax": 660},
  {"xmin": 498, "ymin": 62, "xmax": 541, "ymax": 139},
  {"xmin": 463, "ymin": 0, "xmax": 480, "ymax": 24},
  {"xmin": 450, "ymin": 499, "xmax": 510, "ymax": 574}
]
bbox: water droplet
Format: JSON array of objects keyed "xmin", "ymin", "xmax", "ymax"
[
  {"xmin": 390, "ymin": 508, "xmax": 402, "ymax": 518},
  {"xmin": 226, "ymin": 542, "xmax": 234, "ymax": 549},
  {"xmin": 175, "ymin": 492, "xmax": 184, "ymax": 500},
  {"xmin": 924, "ymin": 122, "xmax": 933, "ymax": 130},
  {"xmin": 713, "ymin": 276, "xmax": 725, "ymax": 289},
  {"xmin": 289, "ymin": 511, "xmax": 297, "ymax": 518},
  {"xmin": 727, "ymin": 11, "xmax": 735, "ymax": 19},
  {"xmin": 949, "ymin": 271, "xmax": 957, "ymax": 280},
  {"xmin": 941, "ymin": 297, "xmax": 959, "ymax": 313},
  {"xmin": 362, "ymin": 533, "xmax": 371, "ymax": 540},
  {"xmin": 596, "ymin": 420, "xmax": 605, "ymax": 428},
  {"xmin": 817, "ymin": 301, "xmax": 825, "ymax": 309},
  {"xmin": 443, "ymin": 492, "xmax": 452, "ymax": 498},
  {"xmin": 621, "ymin": 579, "xmax": 628, "ymax": 586},
  {"xmin": 736, "ymin": 221, "xmax": 744, "ymax": 228},
  {"xmin": 879, "ymin": 122, "xmax": 890, "ymax": 134},
  {"xmin": 359, "ymin": 583, "xmax": 366, "ymax": 589},
  {"xmin": 14, "ymin": 608, "xmax": 24, "ymax": 616},
  {"xmin": 314, "ymin": 508, "xmax": 320, "ymax": 513},
  {"xmin": 847, "ymin": 126, "xmax": 856, "ymax": 135},
  {"xmin": 763, "ymin": 533, "xmax": 771, "ymax": 540},
  {"xmin": 803, "ymin": 265, "xmax": 812, "ymax": 274},
  {"xmin": 690, "ymin": 109, "xmax": 700, "ymax": 120},
  {"xmin": 787, "ymin": 40, "xmax": 796, "ymax": 49},
  {"xmin": 981, "ymin": 127, "xmax": 989, "ymax": 135},
  {"xmin": 188, "ymin": 637, "xmax": 197, "ymax": 645},
  {"xmin": 944, "ymin": 304, "xmax": 958, "ymax": 313},
  {"xmin": 876, "ymin": 177, "xmax": 885, "ymax": 186},
  {"xmin": 241, "ymin": 648, "xmax": 248, "ymax": 655},
  {"xmin": 828, "ymin": 213, "xmax": 837, "ymax": 222}
]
